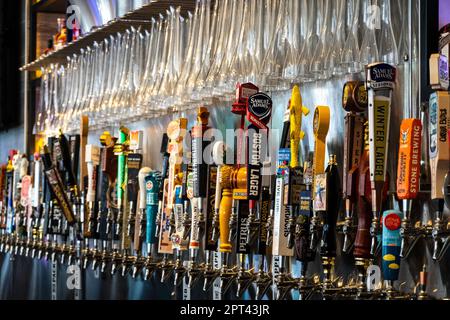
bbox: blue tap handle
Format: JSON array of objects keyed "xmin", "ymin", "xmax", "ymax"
[
  {"xmin": 145, "ymin": 172, "xmax": 161, "ymax": 245},
  {"xmin": 381, "ymin": 210, "xmax": 403, "ymax": 281}
]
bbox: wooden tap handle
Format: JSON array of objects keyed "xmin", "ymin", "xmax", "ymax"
[{"xmin": 219, "ymin": 189, "xmax": 233, "ymax": 253}]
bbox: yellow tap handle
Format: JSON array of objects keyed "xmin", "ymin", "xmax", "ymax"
[
  {"xmin": 290, "ymin": 85, "xmax": 310, "ymax": 168},
  {"xmin": 313, "ymin": 106, "xmax": 330, "ymax": 193},
  {"xmin": 219, "ymin": 165, "xmax": 234, "ymax": 253},
  {"xmin": 219, "ymin": 188, "xmax": 233, "ymax": 253}
]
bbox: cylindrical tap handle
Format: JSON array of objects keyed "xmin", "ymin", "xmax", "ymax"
[
  {"xmin": 219, "ymin": 189, "xmax": 233, "ymax": 253},
  {"xmin": 145, "ymin": 172, "xmax": 161, "ymax": 245},
  {"xmin": 138, "ymin": 167, "xmax": 152, "ymax": 210},
  {"xmin": 320, "ymin": 155, "xmax": 341, "ymax": 258},
  {"xmin": 85, "ymin": 145, "xmax": 100, "ymax": 203},
  {"xmin": 381, "ymin": 210, "xmax": 403, "ymax": 281}
]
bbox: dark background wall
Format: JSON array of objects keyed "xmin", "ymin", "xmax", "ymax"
[{"xmin": 0, "ymin": 0, "xmax": 23, "ymax": 131}]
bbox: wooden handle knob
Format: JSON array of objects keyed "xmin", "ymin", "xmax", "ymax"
[
  {"xmin": 219, "ymin": 189, "xmax": 233, "ymax": 253},
  {"xmin": 353, "ymin": 196, "xmax": 372, "ymax": 259}
]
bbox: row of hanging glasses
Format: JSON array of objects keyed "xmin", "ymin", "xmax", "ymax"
[{"xmin": 36, "ymin": 0, "xmax": 416, "ymax": 134}]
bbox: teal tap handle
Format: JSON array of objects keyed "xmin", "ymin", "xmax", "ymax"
[
  {"xmin": 145, "ymin": 172, "xmax": 161, "ymax": 245},
  {"xmin": 381, "ymin": 210, "xmax": 403, "ymax": 281}
]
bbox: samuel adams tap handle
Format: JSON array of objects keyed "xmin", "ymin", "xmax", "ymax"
[{"xmin": 365, "ymin": 62, "xmax": 396, "ymax": 255}]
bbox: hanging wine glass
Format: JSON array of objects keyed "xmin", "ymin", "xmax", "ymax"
[
  {"xmin": 359, "ymin": 0, "xmax": 379, "ymax": 67},
  {"xmin": 341, "ymin": 0, "xmax": 361, "ymax": 74},
  {"xmin": 378, "ymin": 0, "xmax": 398, "ymax": 65},
  {"xmin": 326, "ymin": 0, "xmax": 346, "ymax": 77},
  {"xmin": 310, "ymin": 0, "xmax": 332, "ymax": 79},
  {"xmin": 283, "ymin": 0, "xmax": 302, "ymax": 82},
  {"xmin": 298, "ymin": 0, "xmax": 319, "ymax": 82}
]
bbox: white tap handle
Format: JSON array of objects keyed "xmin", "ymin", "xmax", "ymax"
[
  {"xmin": 32, "ymin": 157, "xmax": 41, "ymax": 208},
  {"xmin": 138, "ymin": 167, "xmax": 152, "ymax": 210},
  {"xmin": 85, "ymin": 145, "xmax": 100, "ymax": 203},
  {"xmin": 20, "ymin": 156, "xmax": 29, "ymax": 179}
]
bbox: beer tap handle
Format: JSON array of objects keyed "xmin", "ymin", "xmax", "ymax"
[
  {"xmin": 320, "ymin": 155, "xmax": 341, "ymax": 259},
  {"xmin": 211, "ymin": 141, "xmax": 227, "ymax": 243},
  {"xmin": 136, "ymin": 167, "xmax": 152, "ymax": 254},
  {"xmin": 366, "ymin": 63, "xmax": 396, "ymax": 255},
  {"xmin": 40, "ymin": 146, "xmax": 75, "ymax": 225},
  {"xmin": 289, "ymin": 85, "xmax": 309, "ymax": 169},
  {"xmin": 85, "ymin": 145, "xmax": 100, "ymax": 238},
  {"xmin": 396, "ymin": 119, "xmax": 422, "ymax": 258},
  {"xmin": 341, "ymin": 81, "xmax": 368, "ymax": 252},
  {"xmin": 219, "ymin": 166, "xmax": 233, "ymax": 255},
  {"xmin": 381, "ymin": 210, "xmax": 403, "ymax": 291},
  {"xmin": 428, "ymin": 56, "xmax": 450, "ymax": 260}
]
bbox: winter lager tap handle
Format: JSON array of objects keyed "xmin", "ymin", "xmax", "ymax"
[
  {"xmin": 365, "ymin": 63, "xmax": 396, "ymax": 225},
  {"xmin": 381, "ymin": 210, "xmax": 403, "ymax": 281}
]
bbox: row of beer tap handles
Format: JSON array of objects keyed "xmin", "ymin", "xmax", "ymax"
[{"xmin": 0, "ymin": 58, "xmax": 449, "ymax": 299}]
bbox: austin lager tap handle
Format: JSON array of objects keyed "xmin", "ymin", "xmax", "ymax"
[
  {"xmin": 381, "ymin": 210, "xmax": 403, "ymax": 287},
  {"xmin": 365, "ymin": 62, "xmax": 396, "ymax": 255}
]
